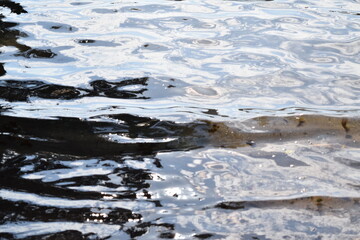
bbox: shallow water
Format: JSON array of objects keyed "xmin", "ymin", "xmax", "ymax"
[{"xmin": 1, "ymin": 0, "xmax": 360, "ymax": 239}]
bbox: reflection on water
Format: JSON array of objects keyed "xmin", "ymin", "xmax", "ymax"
[
  {"xmin": 0, "ymin": 3, "xmax": 56, "ymax": 59},
  {"xmin": 1, "ymin": 0, "xmax": 360, "ymax": 239},
  {"xmin": 0, "ymin": 77, "xmax": 149, "ymax": 101},
  {"xmin": 1, "ymin": 111, "xmax": 360, "ymax": 239}
]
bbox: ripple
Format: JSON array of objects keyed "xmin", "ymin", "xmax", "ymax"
[
  {"xmin": 1, "ymin": 0, "xmax": 360, "ymax": 238},
  {"xmin": 75, "ymin": 39, "xmax": 121, "ymax": 47},
  {"xmin": 276, "ymin": 17, "xmax": 305, "ymax": 24},
  {"xmin": 186, "ymin": 86, "xmax": 219, "ymax": 97},
  {"xmin": 92, "ymin": 8, "xmax": 118, "ymax": 14},
  {"xmin": 119, "ymin": 4, "xmax": 178, "ymax": 13},
  {"xmin": 71, "ymin": 2, "xmax": 92, "ymax": 6},
  {"xmin": 309, "ymin": 56, "xmax": 339, "ymax": 63},
  {"xmin": 0, "ymin": 222, "xmax": 120, "ymax": 239},
  {"xmin": 192, "ymin": 39, "xmax": 219, "ymax": 46},
  {"xmin": 38, "ymin": 21, "xmax": 78, "ymax": 32}
]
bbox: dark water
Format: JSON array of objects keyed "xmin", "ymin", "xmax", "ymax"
[{"xmin": 1, "ymin": 0, "xmax": 360, "ymax": 239}]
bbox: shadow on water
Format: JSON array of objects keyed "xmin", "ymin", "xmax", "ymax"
[
  {"xmin": 0, "ymin": 3, "xmax": 176, "ymax": 238},
  {"xmin": 1, "ymin": 1, "xmax": 360, "ymax": 239},
  {"xmin": 0, "ymin": 0, "xmax": 56, "ymax": 69},
  {"xmin": 0, "ymin": 63, "xmax": 5, "ymax": 77},
  {"xmin": 0, "ymin": 1, "xmax": 27, "ymax": 15},
  {"xmin": 0, "ymin": 78, "xmax": 149, "ymax": 101},
  {"xmin": 0, "ymin": 116, "xmax": 176, "ymax": 238},
  {"xmin": 0, "ymin": 148, "xmax": 174, "ymax": 239},
  {"xmin": 0, "ymin": 113, "xmax": 206, "ymax": 156},
  {"xmin": 0, "ymin": 5, "xmax": 148, "ymax": 101},
  {"xmin": 1, "ymin": 104, "xmax": 360, "ymax": 238},
  {"xmin": 1, "ymin": 111, "xmax": 359, "ymax": 157}
]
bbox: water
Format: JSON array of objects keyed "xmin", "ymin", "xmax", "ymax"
[{"xmin": 1, "ymin": 0, "xmax": 360, "ymax": 239}]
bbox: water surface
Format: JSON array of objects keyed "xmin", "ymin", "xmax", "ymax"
[{"xmin": 1, "ymin": 0, "xmax": 360, "ymax": 239}]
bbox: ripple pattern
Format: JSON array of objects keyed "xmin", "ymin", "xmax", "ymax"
[{"xmin": 1, "ymin": 0, "xmax": 360, "ymax": 239}]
